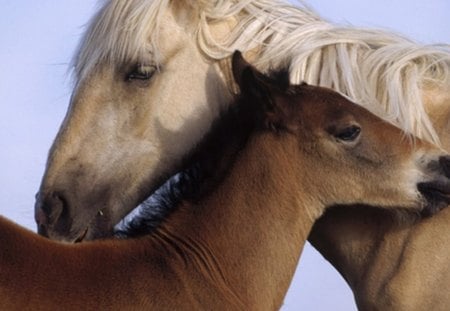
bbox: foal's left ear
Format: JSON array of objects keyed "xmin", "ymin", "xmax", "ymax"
[
  {"xmin": 232, "ymin": 51, "xmax": 275, "ymax": 109},
  {"xmin": 232, "ymin": 51, "xmax": 269, "ymax": 98},
  {"xmin": 232, "ymin": 51, "xmax": 292, "ymax": 130}
]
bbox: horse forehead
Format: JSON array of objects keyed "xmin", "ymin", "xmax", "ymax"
[
  {"xmin": 423, "ymin": 85, "xmax": 450, "ymax": 114},
  {"xmin": 157, "ymin": 8, "xmax": 193, "ymax": 55},
  {"xmin": 74, "ymin": 1, "xmax": 195, "ymax": 82}
]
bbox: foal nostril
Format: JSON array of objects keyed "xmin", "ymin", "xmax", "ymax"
[{"xmin": 439, "ymin": 156, "xmax": 450, "ymax": 178}]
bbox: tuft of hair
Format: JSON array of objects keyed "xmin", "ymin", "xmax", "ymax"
[{"xmin": 115, "ymin": 173, "xmax": 191, "ymax": 238}]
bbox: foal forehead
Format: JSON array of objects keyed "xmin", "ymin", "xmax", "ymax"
[
  {"xmin": 285, "ymin": 85, "xmax": 392, "ymax": 133},
  {"xmin": 295, "ymin": 85, "xmax": 366, "ymax": 118}
]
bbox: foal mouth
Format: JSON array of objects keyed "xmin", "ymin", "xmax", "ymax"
[{"xmin": 418, "ymin": 181, "xmax": 450, "ymax": 216}]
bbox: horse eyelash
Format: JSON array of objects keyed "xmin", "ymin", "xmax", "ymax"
[{"xmin": 126, "ymin": 64, "xmax": 158, "ymax": 81}]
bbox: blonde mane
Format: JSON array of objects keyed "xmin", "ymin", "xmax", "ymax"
[{"xmin": 73, "ymin": 0, "xmax": 450, "ymax": 144}]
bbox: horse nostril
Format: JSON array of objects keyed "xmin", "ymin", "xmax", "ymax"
[
  {"xmin": 439, "ymin": 156, "xmax": 450, "ymax": 178},
  {"xmin": 37, "ymin": 223, "xmax": 49, "ymax": 237},
  {"xmin": 34, "ymin": 191, "xmax": 68, "ymax": 229}
]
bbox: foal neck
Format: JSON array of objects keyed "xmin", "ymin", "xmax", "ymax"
[{"xmin": 154, "ymin": 132, "xmax": 314, "ymax": 309}]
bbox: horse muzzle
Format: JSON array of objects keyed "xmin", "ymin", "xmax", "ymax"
[{"xmin": 34, "ymin": 190, "xmax": 114, "ymax": 242}]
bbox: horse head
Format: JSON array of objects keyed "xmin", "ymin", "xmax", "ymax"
[{"xmin": 34, "ymin": 2, "xmax": 232, "ymax": 242}]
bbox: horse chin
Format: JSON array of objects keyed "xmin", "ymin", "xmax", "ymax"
[
  {"xmin": 71, "ymin": 223, "xmax": 113, "ymax": 243},
  {"xmin": 56, "ymin": 210, "xmax": 116, "ymax": 243},
  {"xmin": 79, "ymin": 212, "xmax": 117, "ymax": 242},
  {"xmin": 74, "ymin": 227, "xmax": 89, "ymax": 243},
  {"xmin": 418, "ymin": 181, "xmax": 450, "ymax": 216}
]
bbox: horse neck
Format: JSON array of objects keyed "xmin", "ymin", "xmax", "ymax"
[
  {"xmin": 309, "ymin": 207, "xmax": 434, "ymax": 310},
  {"xmin": 155, "ymin": 133, "xmax": 315, "ymax": 309},
  {"xmin": 310, "ymin": 205, "xmax": 450, "ymax": 309},
  {"xmin": 308, "ymin": 208, "xmax": 410, "ymax": 286}
]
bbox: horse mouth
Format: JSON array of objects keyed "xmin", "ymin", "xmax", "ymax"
[
  {"xmin": 74, "ymin": 227, "xmax": 89, "ymax": 243},
  {"xmin": 418, "ymin": 181, "xmax": 450, "ymax": 216}
]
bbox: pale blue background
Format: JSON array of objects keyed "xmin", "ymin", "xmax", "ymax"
[{"xmin": 0, "ymin": 1, "xmax": 449, "ymax": 310}]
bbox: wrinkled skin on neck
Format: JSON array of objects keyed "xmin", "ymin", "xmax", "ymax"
[{"xmin": 309, "ymin": 85, "xmax": 450, "ymax": 311}]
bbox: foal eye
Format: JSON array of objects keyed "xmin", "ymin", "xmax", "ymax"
[
  {"xmin": 335, "ymin": 125, "xmax": 361, "ymax": 142},
  {"xmin": 126, "ymin": 64, "xmax": 157, "ymax": 81}
]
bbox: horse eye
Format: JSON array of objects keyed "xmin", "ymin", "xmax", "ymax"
[
  {"xmin": 126, "ymin": 64, "xmax": 157, "ymax": 81},
  {"xmin": 335, "ymin": 125, "xmax": 361, "ymax": 142}
]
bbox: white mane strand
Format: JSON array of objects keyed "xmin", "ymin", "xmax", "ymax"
[{"xmin": 73, "ymin": 0, "xmax": 450, "ymax": 144}]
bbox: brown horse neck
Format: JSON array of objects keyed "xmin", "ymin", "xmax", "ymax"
[
  {"xmin": 308, "ymin": 207, "xmax": 417, "ymax": 303},
  {"xmin": 151, "ymin": 133, "xmax": 315, "ymax": 309},
  {"xmin": 310, "ymin": 205, "xmax": 450, "ymax": 309}
]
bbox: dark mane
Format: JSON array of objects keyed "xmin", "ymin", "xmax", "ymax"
[
  {"xmin": 115, "ymin": 64, "xmax": 290, "ymax": 238},
  {"xmin": 114, "ymin": 174, "xmax": 185, "ymax": 238},
  {"xmin": 114, "ymin": 104, "xmax": 252, "ymax": 238}
]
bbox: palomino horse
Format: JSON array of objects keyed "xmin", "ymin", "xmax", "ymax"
[
  {"xmin": 5, "ymin": 53, "xmax": 450, "ymax": 310},
  {"xmin": 34, "ymin": 0, "xmax": 450, "ymax": 307}
]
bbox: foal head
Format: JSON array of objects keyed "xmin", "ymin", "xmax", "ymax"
[{"xmin": 232, "ymin": 51, "xmax": 450, "ymax": 216}]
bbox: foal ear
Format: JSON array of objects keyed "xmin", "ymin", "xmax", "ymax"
[
  {"xmin": 232, "ymin": 51, "xmax": 293, "ymax": 130},
  {"xmin": 232, "ymin": 51, "xmax": 252, "ymax": 88},
  {"xmin": 232, "ymin": 51, "xmax": 273, "ymax": 106}
]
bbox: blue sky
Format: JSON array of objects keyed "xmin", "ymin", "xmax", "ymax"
[{"xmin": 0, "ymin": 1, "xmax": 449, "ymax": 310}]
